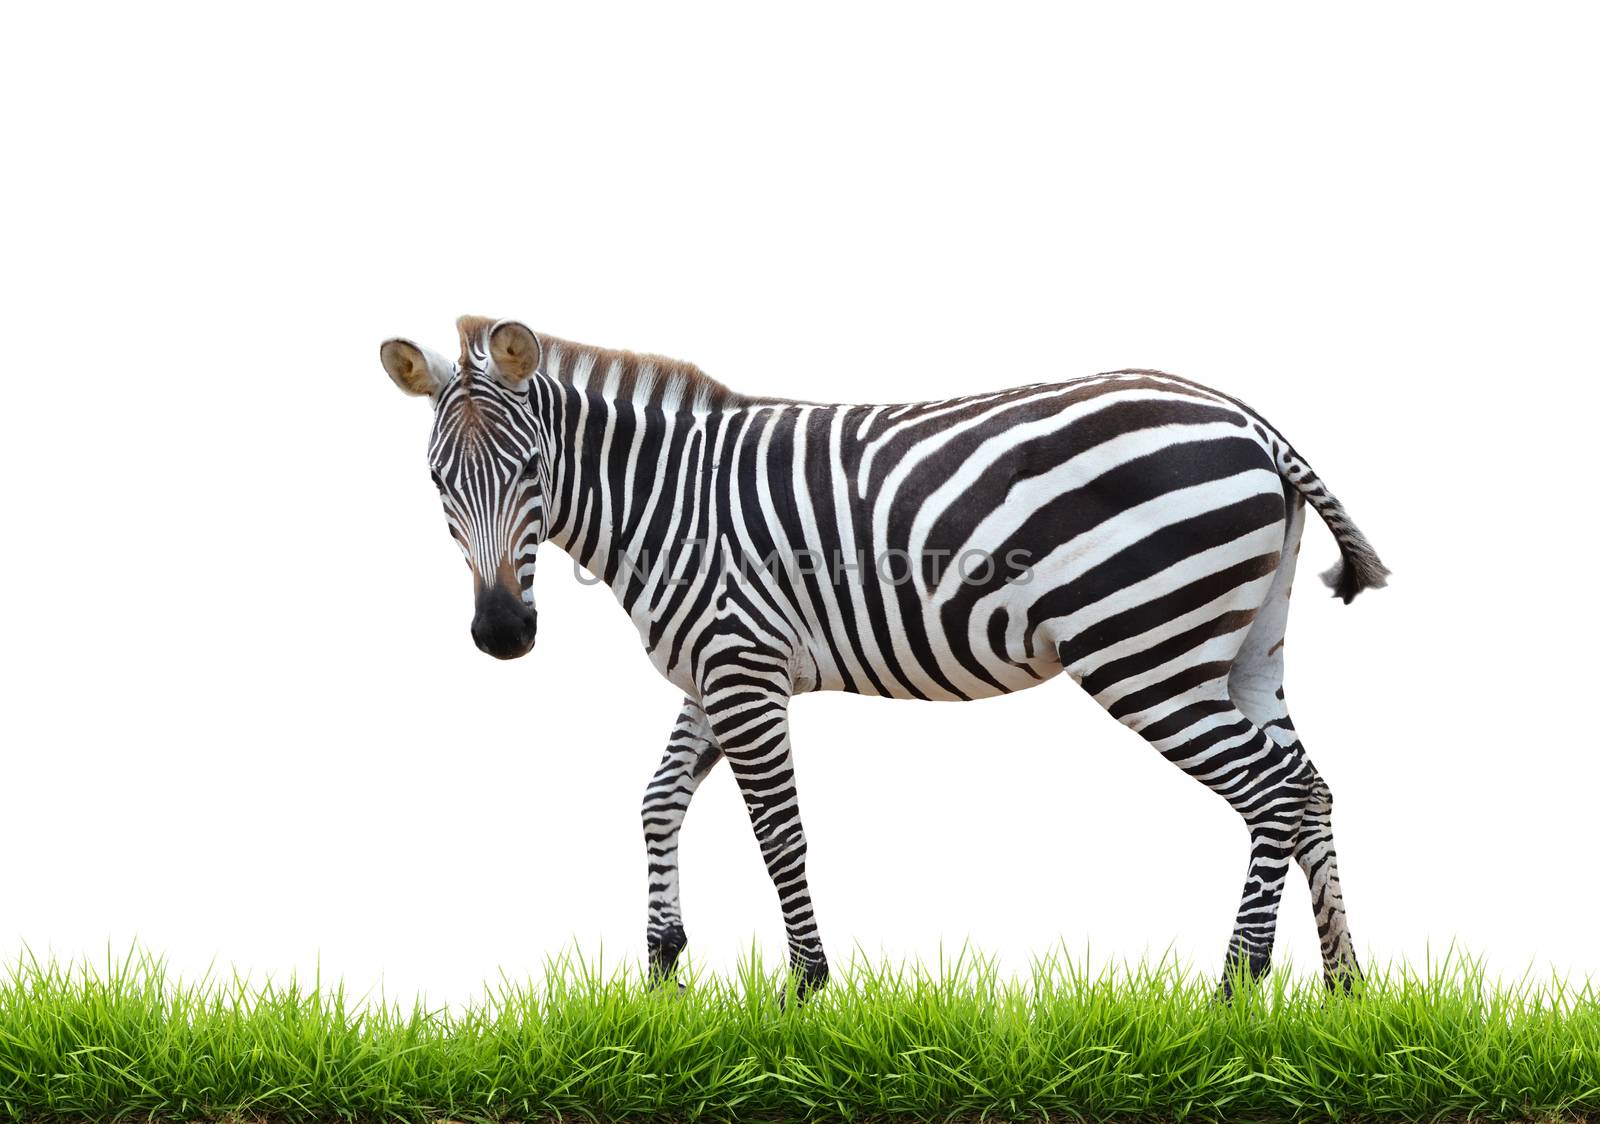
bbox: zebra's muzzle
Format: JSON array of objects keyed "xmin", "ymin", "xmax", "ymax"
[{"xmin": 470, "ymin": 582, "xmax": 538, "ymax": 660}]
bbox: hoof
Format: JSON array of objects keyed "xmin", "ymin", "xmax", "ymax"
[
  {"xmin": 1215, "ymin": 950, "xmax": 1271, "ymax": 1003},
  {"xmin": 778, "ymin": 958, "xmax": 829, "ymax": 1009},
  {"xmin": 1323, "ymin": 963, "xmax": 1364, "ymax": 995},
  {"xmin": 647, "ymin": 924, "xmax": 688, "ymax": 987}
]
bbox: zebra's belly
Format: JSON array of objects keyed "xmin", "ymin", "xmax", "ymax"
[
  {"xmin": 812, "ymin": 653, "xmax": 1068, "ymax": 701},
  {"xmin": 798, "ymin": 584, "xmax": 1070, "ymax": 701}
]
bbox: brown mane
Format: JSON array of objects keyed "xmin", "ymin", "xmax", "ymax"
[
  {"xmin": 541, "ymin": 335, "xmax": 790, "ymax": 411},
  {"xmin": 455, "ymin": 316, "xmax": 793, "ymax": 410}
]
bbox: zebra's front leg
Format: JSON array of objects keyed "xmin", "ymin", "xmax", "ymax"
[
  {"xmin": 642, "ymin": 696, "xmax": 724, "ymax": 986},
  {"xmin": 698, "ymin": 673, "xmax": 828, "ymax": 996}
]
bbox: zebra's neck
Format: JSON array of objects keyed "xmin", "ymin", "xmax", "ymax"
[{"xmin": 533, "ymin": 337, "xmax": 767, "ymax": 606}]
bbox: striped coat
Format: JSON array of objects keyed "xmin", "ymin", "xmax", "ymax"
[{"xmin": 381, "ymin": 316, "xmax": 1387, "ymax": 995}]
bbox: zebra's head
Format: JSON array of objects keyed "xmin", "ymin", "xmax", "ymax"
[{"xmin": 380, "ymin": 317, "xmax": 549, "ymax": 660}]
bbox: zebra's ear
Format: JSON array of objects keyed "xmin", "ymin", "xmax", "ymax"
[
  {"xmin": 380, "ymin": 338, "xmax": 453, "ymax": 397},
  {"xmin": 488, "ymin": 320, "xmax": 542, "ymax": 388}
]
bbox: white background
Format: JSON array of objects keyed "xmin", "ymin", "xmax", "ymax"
[{"xmin": 3, "ymin": 3, "xmax": 1596, "ymax": 1008}]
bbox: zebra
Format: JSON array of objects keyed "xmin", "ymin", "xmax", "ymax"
[{"xmin": 379, "ymin": 315, "xmax": 1388, "ymax": 996}]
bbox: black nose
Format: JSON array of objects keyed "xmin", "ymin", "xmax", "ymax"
[{"xmin": 471, "ymin": 584, "xmax": 537, "ymax": 660}]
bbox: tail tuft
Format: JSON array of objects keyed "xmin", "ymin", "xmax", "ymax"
[
  {"xmin": 1271, "ymin": 447, "xmax": 1388, "ymax": 605},
  {"xmin": 1196, "ymin": 389, "xmax": 1390, "ymax": 608},
  {"xmin": 1319, "ymin": 543, "xmax": 1390, "ymax": 604}
]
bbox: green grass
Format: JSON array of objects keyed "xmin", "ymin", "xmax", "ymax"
[{"xmin": 2, "ymin": 947, "xmax": 1598, "ymax": 1122}]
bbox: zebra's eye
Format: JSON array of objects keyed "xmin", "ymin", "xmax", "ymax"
[
  {"xmin": 522, "ymin": 458, "xmax": 539, "ymax": 480},
  {"xmin": 430, "ymin": 469, "xmax": 446, "ymax": 493}
]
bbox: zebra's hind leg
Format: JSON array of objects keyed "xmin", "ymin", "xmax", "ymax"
[
  {"xmin": 1228, "ymin": 497, "xmax": 1362, "ymax": 990},
  {"xmin": 642, "ymin": 696, "xmax": 724, "ymax": 986},
  {"xmin": 1230, "ymin": 686, "xmax": 1362, "ymax": 990},
  {"xmin": 1145, "ymin": 686, "xmax": 1315, "ymax": 998},
  {"xmin": 1292, "ymin": 775, "xmax": 1362, "ymax": 990},
  {"xmin": 1074, "ymin": 615, "xmax": 1314, "ymax": 997}
]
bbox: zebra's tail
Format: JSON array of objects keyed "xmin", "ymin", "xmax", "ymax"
[{"xmin": 1276, "ymin": 449, "xmax": 1390, "ymax": 604}]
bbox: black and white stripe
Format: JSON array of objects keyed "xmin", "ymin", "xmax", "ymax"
[{"xmin": 382, "ymin": 317, "xmax": 1388, "ymax": 994}]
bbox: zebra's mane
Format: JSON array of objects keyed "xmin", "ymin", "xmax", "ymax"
[
  {"xmin": 455, "ymin": 316, "xmax": 787, "ymax": 413},
  {"xmin": 540, "ymin": 335, "xmax": 792, "ymax": 413}
]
